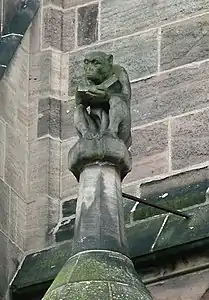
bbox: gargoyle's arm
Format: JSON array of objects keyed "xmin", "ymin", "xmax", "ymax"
[{"xmin": 112, "ymin": 65, "xmax": 131, "ymax": 103}]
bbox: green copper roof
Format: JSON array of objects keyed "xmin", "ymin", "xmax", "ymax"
[
  {"xmin": 0, "ymin": 0, "xmax": 40, "ymax": 78},
  {"xmin": 12, "ymin": 202, "xmax": 209, "ymax": 292}
]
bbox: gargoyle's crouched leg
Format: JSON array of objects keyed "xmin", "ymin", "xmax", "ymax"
[
  {"xmin": 74, "ymin": 104, "xmax": 97, "ymax": 138},
  {"xmin": 108, "ymin": 96, "xmax": 132, "ymax": 148},
  {"xmin": 90, "ymin": 108, "xmax": 109, "ymax": 137}
]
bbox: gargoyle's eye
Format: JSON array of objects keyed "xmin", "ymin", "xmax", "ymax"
[
  {"xmin": 84, "ymin": 59, "xmax": 89, "ymax": 64},
  {"xmin": 93, "ymin": 59, "xmax": 101, "ymax": 65}
]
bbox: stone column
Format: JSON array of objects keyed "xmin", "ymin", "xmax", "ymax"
[
  {"xmin": 42, "ymin": 135, "xmax": 154, "ymax": 300},
  {"xmin": 73, "ymin": 162, "xmax": 128, "ymax": 256},
  {"xmin": 71, "ymin": 136, "xmax": 131, "ymax": 257}
]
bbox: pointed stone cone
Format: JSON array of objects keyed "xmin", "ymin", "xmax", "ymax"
[{"xmin": 42, "ymin": 136, "xmax": 154, "ymax": 300}]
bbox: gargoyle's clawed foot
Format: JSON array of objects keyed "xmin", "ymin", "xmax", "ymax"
[
  {"xmin": 95, "ymin": 132, "xmax": 105, "ymax": 140},
  {"xmin": 83, "ymin": 132, "xmax": 96, "ymax": 140},
  {"xmin": 82, "ymin": 130, "xmax": 119, "ymax": 140}
]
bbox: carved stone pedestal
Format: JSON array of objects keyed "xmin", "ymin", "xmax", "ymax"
[{"xmin": 42, "ymin": 136, "xmax": 153, "ymax": 300}]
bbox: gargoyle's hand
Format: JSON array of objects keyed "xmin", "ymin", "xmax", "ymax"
[{"xmin": 86, "ymin": 86, "xmax": 107, "ymax": 98}]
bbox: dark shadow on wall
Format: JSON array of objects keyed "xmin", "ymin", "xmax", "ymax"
[{"xmin": 200, "ymin": 289, "xmax": 209, "ymax": 299}]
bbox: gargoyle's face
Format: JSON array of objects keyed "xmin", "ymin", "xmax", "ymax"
[{"xmin": 84, "ymin": 52, "xmax": 113, "ymax": 84}]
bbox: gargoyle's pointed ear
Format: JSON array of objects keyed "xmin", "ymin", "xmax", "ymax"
[{"xmin": 108, "ymin": 54, "xmax": 113, "ymax": 64}]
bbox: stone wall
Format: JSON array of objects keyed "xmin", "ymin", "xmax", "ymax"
[
  {"xmin": 12, "ymin": 0, "xmax": 209, "ymax": 257},
  {"xmin": 149, "ymin": 269, "xmax": 209, "ymax": 300},
  {"xmin": 32, "ymin": 0, "xmax": 209, "ymax": 244},
  {"xmin": 2, "ymin": 0, "xmax": 209, "ymax": 299},
  {"xmin": 0, "ymin": 1, "xmax": 40, "ymax": 298},
  {"xmin": 36, "ymin": 0, "xmax": 209, "ymax": 298},
  {"xmin": 0, "ymin": 29, "xmax": 29, "ymax": 299}
]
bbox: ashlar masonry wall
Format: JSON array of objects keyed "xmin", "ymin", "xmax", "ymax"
[
  {"xmin": 0, "ymin": 30, "xmax": 29, "ymax": 299},
  {"xmin": 32, "ymin": 0, "xmax": 209, "ymax": 244},
  {"xmin": 23, "ymin": 0, "xmax": 209, "ymax": 249},
  {"xmin": 2, "ymin": 0, "xmax": 209, "ymax": 298}
]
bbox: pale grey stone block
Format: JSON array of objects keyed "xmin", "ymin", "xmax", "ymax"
[
  {"xmin": 10, "ymin": 190, "xmax": 26, "ymax": 249},
  {"xmin": 38, "ymin": 97, "xmax": 61, "ymax": 138},
  {"xmin": 122, "ymin": 183, "xmax": 139, "ymax": 197},
  {"xmin": 101, "ymin": 0, "xmax": 209, "ymax": 40},
  {"xmin": 0, "ymin": 179, "xmax": 9, "ymax": 234},
  {"xmin": 25, "ymin": 196, "xmax": 60, "ymax": 250},
  {"xmin": 5, "ymin": 125, "xmax": 27, "ymax": 198},
  {"xmin": 7, "ymin": 239, "xmax": 24, "ymax": 281},
  {"xmin": 38, "ymin": 97, "xmax": 77, "ymax": 140},
  {"xmin": 171, "ymin": 109, "xmax": 209, "ymax": 170},
  {"xmin": 38, "ymin": 98, "xmax": 50, "ymax": 137},
  {"xmin": 0, "ymin": 232, "xmax": 8, "ymax": 298},
  {"xmin": 30, "ymin": 51, "xmax": 70, "ymax": 98},
  {"xmin": 42, "ymin": 7, "xmax": 62, "ymax": 50},
  {"xmin": 49, "ymin": 139, "xmax": 61, "ymax": 198},
  {"xmin": 63, "ymin": 0, "xmax": 95, "ymax": 8},
  {"xmin": 131, "ymin": 61, "xmax": 209, "ymax": 127},
  {"xmin": 62, "ymin": 138, "xmax": 78, "ymax": 179},
  {"xmin": 61, "ymin": 173, "xmax": 78, "ymax": 200},
  {"xmin": 161, "ymin": 15, "xmax": 209, "ymax": 71},
  {"xmin": 77, "ymin": 3, "xmax": 98, "ymax": 46},
  {"xmin": 47, "ymin": 196, "xmax": 61, "ymax": 239},
  {"xmin": 140, "ymin": 167, "xmax": 209, "ymax": 198},
  {"xmin": 0, "ymin": 80, "xmax": 17, "ymax": 127},
  {"xmin": 60, "ymin": 100, "xmax": 76, "ymax": 140},
  {"xmin": 0, "ymin": 39, "xmax": 29, "ymax": 130},
  {"xmin": 0, "ymin": 237, "xmax": 23, "ymax": 299},
  {"xmin": 0, "ymin": 233, "xmax": 23, "ymax": 298},
  {"xmin": 28, "ymin": 138, "xmax": 50, "ymax": 201},
  {"xmin": 4, "ymin": 41, "xmax": 29, "ymax": 93},
  {"xmin": 62, "ymin": 9, "xmax": 75, "ymax": 52},
  {"xmin": 61, "ymin": 138, "xmax": 78, "ymax": 199},
  {"xmin": 28, "ymin": 96, "xmax": 38, "ymax": 142},
  {"xmin": 124, "ymin": 122, "xmax": 169, "ymax": 184},
  {"xmin": 26, "ymin": 196, "xmax": 48, "ymax": 231},
  {"xmin": 29, "ymin": 51, "xmax": 52, "ymax": 97},
  {"xmin": 43, "ymin": 0, "xmax": 62, "ymax": 6},
  {"xmin": 148, "ymin": 268, "xmax": 209, "ymax": 300},
  {"xmin": 113, "ymin": 30, "xmax": 158, "ymax": 81},
  {"xmin": 47, "ymin": 98, "xmax": 61, "ymax": 137},
  {"xmin": 29, "ymin": 9, "xmax": 41, "ymax": 54},
  {"xmin": 19, "ymin": 26, "xmax": 30, "ymax": 54},
  {"xmin": 0, "ymin": 119, "xmax": 5, "ymax": 179}
]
